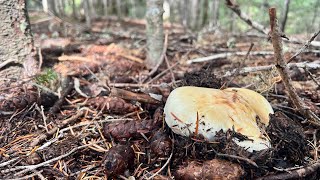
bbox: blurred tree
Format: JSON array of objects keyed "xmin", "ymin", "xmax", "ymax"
[
  {"xmin": 208, "ymin": 0, "xmax": 220, "ymax": 27},
  {"xmin": 0, "ymin": 0, "xmax": 38, "ymax": 78},
  {"xmin": 83, "ymin": 0, "xmax": 92, "ymax": 27},
  {"xmin": 280, "ymin": 0, "xmax": 290, "ymax": 33}
]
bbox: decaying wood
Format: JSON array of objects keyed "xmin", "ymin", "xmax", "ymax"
[
  {"xmin": 187, "ymin": 51, "xmax": 273, "ymax": 64},
  {"xmin": 110, "ymin": 88, "xmax": 161, "ymax": 104},
  {"xmin": 222, "ymin": 61, "xmax": 320, "ymax": 77},
  {"xmin": 257, "ymin": 162, "xmax": 320, "ymax": 180},
  {"xmin": 268, "ymin": 8, "xmax": 320, "ymax": 126}
]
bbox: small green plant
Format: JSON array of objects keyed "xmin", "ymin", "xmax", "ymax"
[{"xmin": 35, "ymin": 68, "xmax": 58, "ymax": 86}]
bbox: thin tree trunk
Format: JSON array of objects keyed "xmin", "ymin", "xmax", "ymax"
[
  {"xmin": 129, "ymin": 0, "xmax": 137, "ymax": 18},
  {"xmin": 46, "ymin": 0, "xmax": 57, "ymax": 15},
  {"xmin": 311, "ymin": 0, "xmax": 319, "ymax": 39},
  {"xmin": 196, "ymin": 0, "xmax": 206, "ymax": 29},
  {"xmin": 209, "ymin": 0, "xmax": 220, "ymax": 27},
  {"xmin": 83, "ymin": 0, "xmax": 91, "ymax": 27},
  {"xmin": 103, "ymin": 0, "xmax": 108, "ymax": 15},
  {"xmin": 116, "ymin": 0, "xmax": 122, "ymax": 18},
  {"xmin": 168, "ymin": 0, "xmax": 179, "ymax": 22},
  {"xmin": 179, "ymin": 0, "xmax": 188, "ymax": 27},
  {"xmin": 72, "ymin": 0, "xmax": 76, "ymax": 18},
  {"xmin": 0, "ymin": 0, "xmax": 38, "ymax": 78},
  {"xmin": 280, "ymin": 0, "xmax": 290, "ymax": 32},
  {"xmin": 146, "ymin": 0, "xmax": 164, "ymax": 68},
  {"xmin": 189, "ymin": 0, "xmax": 198, "ymax": 30},
  {"xmin": 89, "ymin": 0, "xmax": 97, "ymax": 18}
]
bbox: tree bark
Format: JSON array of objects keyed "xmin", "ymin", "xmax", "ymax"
[
  {"xmin": 0, "ymin": 0, "xmax": 38, "ymax": 79},
  {"xmin": 146, "ymin": 0, "xmax": 164, "ymax": 69},
  {"xmin": 280, "ymin": 0, "xmax": 290, "ymax": 33}
]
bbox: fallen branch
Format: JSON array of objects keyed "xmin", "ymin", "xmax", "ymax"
[
  {"xmin": 222, "ymin": 61, "xmax": 320, "ymax": 77},
  {"xmin": 287, "ymin": 30, "xmax": 320, "ymax": 63},
  {"xmin": 257, "ymin": 162, "xmax": 320, "ymax": 180},
  {"xmin": 225, "ymin": 0, "xmax": 320, "ymax": 47},
  {"xmin": 0, "ymin": 59, "xmax": 16, "ymax": 69},
  {"xmin": 268, "ymin": 7, "xmax": 320, "ymax": 126},
  {"xmin": 221, "ymin": 43, "xmax": 254, "ymax": 88},
  {"xmin": 110, "ymin": 88, "xmax": 161, "ymax": 104},
  {"xmin": 10, "ymin": 142, "xmax": 101, "ymax": 176},
  {"xmin": 225, "ymin": 0, "xmax": 268, "ymax": 34},
  {"xmin": 187, "ymin": 51, "xmax": 273, "ymax": 64}
]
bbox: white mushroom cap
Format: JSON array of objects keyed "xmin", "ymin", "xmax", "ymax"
[{"xmin": 164, "ymin": 86, "xmax": 274, "ymax": 152}]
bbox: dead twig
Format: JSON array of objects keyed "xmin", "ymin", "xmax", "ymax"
[
  {"xmin": 144, "ymin": 152, "xmax": 173, "ymax": 180},
  {"xmin": 214, "ymin": 150, "xmax": 258, "ymax": 168},
  {"xmin": 257, "ymin": 162, "xmax": 320, "ymax": 180},
  {"xmin": 147, "ymin": 61, "xmax": 179, "ymax": 84},
  {"xmin": 10, "ymin": 142, "xmax": 102, "ymax": 176},
  {"xmin": 110, "ymin": 88, "xmax": 161, "ymax": 104},
  {"xmin": 225, "ymin": 0, "xmax": 268, "ymax": 34},
  {"xmin": 187, "ymin": 51, "xmax": 273, "ymax": 64},
  {"xmin": 287, "ymin": 30, "xmax": 320, "ymax": 63},
  {"xmin": 0, "ymin": 59, "xmax": 16, "ymax": 70},
  {"xmin": 222, "ymin": 61, "xmax": 320, "ymax": 77},
  {"xmin": 164, "ymin": 55, "xmax": 177, "ymax": 87},
  {"xmin": 268, "ymin": 7, "xmax": 320, "ymax": 126},
  {"xmin": 221, "ymin": 43, "xmax": 254, "ymax": 89},
  {"xmin": 109, "ymin": 83, "xmax": 170, "ymax": 88},
  {"xmin": 225, "ymin": 0, "xmax": 320, "ymax": 47},
  {"xmin": 29, "ymin": 108, "xmax": 85, "ymax": 147}
]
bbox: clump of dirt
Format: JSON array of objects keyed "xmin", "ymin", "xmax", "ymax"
[
  {"xmin": 267, "ymin": 111, "xmax": 309, "ymax": 167},
  {"xmin": 181, "ymin": 66, "xmax": 222, "ymax": 88}
]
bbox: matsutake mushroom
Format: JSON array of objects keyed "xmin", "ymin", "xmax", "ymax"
[{"xmin": 164, "ymin": 86, "xmax": 274, "ymax": 152}]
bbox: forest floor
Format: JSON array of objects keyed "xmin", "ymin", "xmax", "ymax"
[{"xmin": 0, "ymin": 15, "xmax": 320, "ymax": 179}]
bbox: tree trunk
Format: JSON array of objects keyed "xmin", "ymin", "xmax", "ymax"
[
  {"xmin": 103, "ymin": 0, "xmax": 108, "ymax": 15},
  {"xmin": 189, "ymin": 0, "xmax": 198, "ymax": 30},
  {"xmin": 0, "ymin": 0, "xmax": 38, "ymax": 79},
  {"xmin": 146, "ymin": 0, "xmax": 164, "ymax": 69},
  {"xmin": 72, "ymin": 0, "xmax": 77, "ymax": 18},
  {"xmin": 179, "ymin": 0, "xmax": 188, "ymax": 27},
  {"xmin": 129, "ymin": 0, "xmax": 137, "ymax": 18},
  {"xmin": 196, "ymin": 0, "xmax": 206, "ymax": 29},
  {"xmin": 208, "ymin": 0, "xmax": 220, "ymax": 27},
  {"xmin": 46, "ymin": 0, "xmax": 57, "ymax": 16},
  {"xmin": 280, "ymin": 0, "xmax": 290, "ymax": 33},
  {"xmin": 116, "ymin": 0, "xmax": 122, "ymax": 18},
  {"xmin": 83, "ymin": 0, "xmax": 92, "ymax": 27}
]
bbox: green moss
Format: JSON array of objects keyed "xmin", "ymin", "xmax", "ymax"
[{"xmin": 35, "ymin": 68, "xmax": 58, "ymax": 86}]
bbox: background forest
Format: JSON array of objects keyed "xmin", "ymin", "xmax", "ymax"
[
  {"xmin": 1, "ymin": 0, "xmax": 319, "ymax": 179},
  {"xmin": 27, "ymin": 0, "xmax": 319, "ymax": 35}
]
